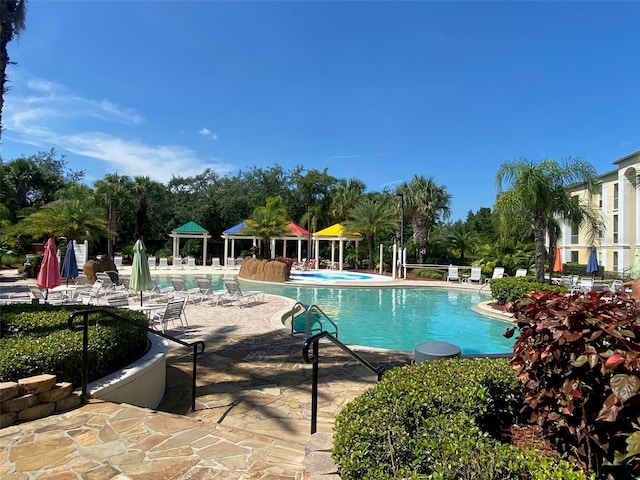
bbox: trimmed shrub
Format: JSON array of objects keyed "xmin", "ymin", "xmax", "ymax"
[
  {"xmin": 332, "ymin": 358, "xmax": 586, "ymax": 479},
  {"xmin": 0, "ymin": 304, "xmax": 148, "ymax": 386},
  {"xmin": 490, "ymin": 276, "xmax": 566, "ymax": 305},
  {"xmin": 412, "ymin": 268, "xmax": 445, "ymax": 280}
]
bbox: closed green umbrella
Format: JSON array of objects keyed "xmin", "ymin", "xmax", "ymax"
[{"xmin": 129, "ymin": 239, "xmax": 155, "ymax": 305}]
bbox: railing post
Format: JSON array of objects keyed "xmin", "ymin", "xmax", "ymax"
[
  {"xmin": 192, "ymin": 344, "xmax": 198, "ymax": 412},
  {"xmin": 81, "ymin": 312, "xmax": 89, "ymax": 402},
  {"xmin": 310, "ymin": 338, "xmax": 319, "ymax": 435}
]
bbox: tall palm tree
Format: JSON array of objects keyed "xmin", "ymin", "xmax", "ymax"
[
  {"xmin": 495, "ymin": 157, "xmax": 603, "ymax": 283},
  {"xmin": 244, "ymin": 196, "xmax": 291, "ymax": 259},
  {"xmin": 0, "ymin": 0, "xmax": 27, "ymax": 142},
  {"xmin": 94, "ymin": 173, "xmax": 132, "ymax": 258},
  {"xmin": 344, "ymin": 198, "xmax": 397, "ymax": 270},
  {"xmin": 330, "ymin": 178, "xmax": 366, "ymax": 222},
  {"xmin": 399, "ymin": 176, "xmax": 452, "ymax": 264},
  {"xmin": 447, "ymin": 226, "xmax": 478, "ymax": 263}
]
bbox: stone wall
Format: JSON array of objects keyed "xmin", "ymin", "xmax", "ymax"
[
  {"xmin": 0, "ymin": 374, "xmax": 82, "ymax": 428},
  {"xmin": 238, "ymin": 257, "xmax": 289, "ymax": 283}
]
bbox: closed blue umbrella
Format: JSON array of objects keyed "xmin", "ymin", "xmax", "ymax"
[
  {"xmin": 60, "ymin": 240, "xmax": 78, "ymax": 285},
  {"xmin": 129, "ymin": 239, "xmax": 154, "ymax": 305},
  {"xmin": 586, "ymin": 246, "xmax": 599, "ymax": 275}
]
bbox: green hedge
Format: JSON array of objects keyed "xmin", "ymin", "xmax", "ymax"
[
  {"xmin": 0, "ymin": 304, "xmax": 149, "ymax": 386},
  {"xmin": 333, "ymin": 358, "xmax": 587, "ymax": 479},
  {"xmin": 489, "ymin": 277, "xmax": 566, "ymax": 305}
]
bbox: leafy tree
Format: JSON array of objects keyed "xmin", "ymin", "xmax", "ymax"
[
  {"xmin": 495, "ymin": 157, "xmax": 603, "ymax": 283},
  {"xmin": 244, "ymin": 196, "xmax": 291, "ymax": 259},
  {"xmin": 344, "ymin": 197, "xmax": 397, "ymax": 270},
  {"xmin": 399, "ymin": 176, "xmax": 452, "ymax": 264},
  {"xmin": 464, "ymin": 207, "xmax": 499, "ymax": 245},
  {"xmin": 447, "ymin": 223, "xmax": 478, "ymax": 263},
  {"xmin": 94, "ymin": 173, "xmax": 133, "ymax": 258},
  {"xmin": 130, "ymin": 176, "xmax": 168, "ymax": 243},
  {"xmin": 14, "ymin": 184, "xmax": 107, "ymax": 244},
  {"xmin": 0, "ymin": 0, "xmax": 27, "ymax": 142},
  {"xmin": 330, "ymin": 178, "xmax": 366, "ymax": 222}
]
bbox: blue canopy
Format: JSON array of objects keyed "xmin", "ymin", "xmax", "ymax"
[
  {"xmin": 586, "ymin": 246, "xmax": 599, "ymax": 274},
  {"xmin": 223, "ymin": 222, "xmax": 248, "ymax": 235}
]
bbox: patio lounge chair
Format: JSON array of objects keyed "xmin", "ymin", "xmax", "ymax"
[
  {"xmin": 76, "ymin": 279, "xmax": 105, "ymax": 305},
  {"xmin": 491, "ymin": 267, "xmax": 506, "ymax": 279},
  {"xmin": 158, "ymin": 257, "xmax": 169, "ymax": 269},
  {"xmin": 446, "ymin": 265, "xmax": 460, "ymax": 282},
  {"xmin": 194, "ymin": 276, "xmax": 226, "ymax": 305},
  {"xmin": 148, "ymin": 256, "xmax": 157, "ymax": 270},
  {"xmin": 106, "ymin": 293, "xmax": 129, "ymax": 307},
  {"xmin": 515, "ymin": 268, "xmax": 527, "ymax": 277},
  {"xmin": 186, "ymin": 257, "xmax": 197, "ymax": 269},
  {"xmin": 170, "ymin": 276, "xmax": 200, "ymax": 303},
  {"xmin": 173, "ymin": 256, "xmax": 183, "ymax": 270},
  {"xmin": 114, "ymin": 256, "xmax": 123, "ymax": 269},
  {"xmin": 467, "ymin": 266, "xmax": 482, "ymax": 284},
  {"xmin": 151, "ymin": 298, "xmax": 187, "ymax": 334},
  {"xmin": 222, "ymin": 278, "xmax": 264, "ymax": 307},
  {"xmin": 211, "ymin": 257, "xmax": 222, "ymax": 269}
]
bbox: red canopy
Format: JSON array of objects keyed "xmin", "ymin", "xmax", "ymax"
[{"xmin": 287, "ymin": 222, "xmax": 310, "ymax": 236}]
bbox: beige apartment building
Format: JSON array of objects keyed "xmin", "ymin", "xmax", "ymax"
[{"xmin": 563, "ymin": 150, "xmax": 638, "ymax": 275}]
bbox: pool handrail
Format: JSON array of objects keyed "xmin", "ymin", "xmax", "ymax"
[
  {"xmin": 303, "ymin": 330, "xmax": 385, "ymax": 434},
  {"xmin": 288, "ymin": 302, "xmax": 339, "ymax": 338}
]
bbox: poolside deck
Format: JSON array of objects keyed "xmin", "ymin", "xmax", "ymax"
[{"xmin": 0, "ymin": 267, "xmax": 497, "ymax": 478}]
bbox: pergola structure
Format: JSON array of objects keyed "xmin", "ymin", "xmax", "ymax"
[
  {"xmin": 221, "ymin": 222, "xmax": 311, "ymax": 267},
  {"xmin": 313, "ymin": 223, "xmax": 361, "ymax": 271},
  {"xmin": 170, "ymin": 222, "xmax": 211, "ymax": 266}
]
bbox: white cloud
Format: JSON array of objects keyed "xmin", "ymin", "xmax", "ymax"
[
  {"xmin": 3, "ymin": 74, "xmax": 234, "ymax": 182},
  {"xmin": 198, "ymin": 127, "xmax": 218, "ymax": 140}
]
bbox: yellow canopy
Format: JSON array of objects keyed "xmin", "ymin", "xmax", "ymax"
[{"xmin": 314, "ymin": 223, "xmax": 361, "ymax": 239}]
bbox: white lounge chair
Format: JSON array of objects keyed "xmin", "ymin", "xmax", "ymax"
[
  {"xmin": 227, "ymin": 257, "xmax": 237, "ymax": 269},
  {"xmin": 491, "ymin": 267, "xmax": 506, "ymax": 279},
  {"xmin": 148, "ymin": 256, "xmax": 157, "ymax": 270},
  {"xmin": 173, "ymin": 256, "xmax": 183, "ymax": 269},
  {"xmin": 158, "ymin": 257, "xmax": 169, "ymax": 269},
  {"xmin": 515, "ymin": 268, "xmax": 527, "ymax": 277},
  {"xmin": 76, "ymin": 279, "xmax": 105, "ymax": 305},
  {"xmin": 468, "ymin": 266, "xmax": 482, "ymax": 284},
  {"xmin": 211, "ymin": 257, "xmax": 222, "ymax": 269},
  {"xmin": 114, "ymin": 256, "xmax": 123, "ymax": 269},
  {"xmin": 446, "ymin": 265, "xmax": 460, "ymax": 282},
  {"xmin": 186, "ymin": 256, "xmax": 196, "ymax": 269},
  {"xmin": 151, "ymin": 298, "xmax": 187, "ymax": 334},
  {"xmin": 222, "ymin": 278, "xmax": 263, "ymax": 307}
]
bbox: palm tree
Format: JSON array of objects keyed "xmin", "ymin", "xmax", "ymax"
[
  {"xmin": 495, "ymin": 157, "xmax": 603, "ymax": 283},
  {"xmin": 399, "ymin": 176, "xmax": 452, "ymax": 264},
  {"xmin": 447, "ymin": 225, "xmax": 478, "ymax": 263},
  {"xmin": 244, "ymin": 196, "xmax": 291, "ymax": 259},
  {"xmin": 330, "ymin": 178, "xmax": 366, "ymax": 222},
  {"xmin": 15, "ymin": 187, "xmax": 108, "ymax": 243},
  {"xmin": 1, "ymin": 0, "xmax": 27, "ymax": 142},
  {"xmin": 344, "ymin": 198, "xmax": 397, "ymax": 271},
  {"xmin": 94, "ymin": 173, "xmax": 132, "ymax": 258}
]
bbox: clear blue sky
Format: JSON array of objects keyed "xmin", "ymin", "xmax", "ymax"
[{"xmin": 2, "ymin": 1, "xmax": 639, "ymax": 221}]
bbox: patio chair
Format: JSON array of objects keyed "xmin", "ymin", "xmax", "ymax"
[
  {"xmin": 222, "ymin": 278, "xmax": 264, "ymax": 307},
  {"xmin": 186, "ymin": 257, "xmax": 196, "ymax": 269},
  {"xmin": 106, "ymin": 293, "xmax": 129, "ymax": 307},
  {"xmin": 446, "ymin": 265, "xmax": 460, "ymax": 282},
  {"xmin": 195, "ymin": 276, "xmax": 227, "ymax": 305},
  {"xmin": 170, "ymin": 276, "xmax": 200, "ymax": 303},
  {"xmin": 211, "ymin": 257, "xmax": 222, "ymax": 269},
  {"xmin": 467, "ymin": 266, "xmax": 482, "ymax": 284},
  {"xmin": 76, "ymin": 279, "xmax": 105, "ymax": 305},
  {"xmin": 29, "ymin": 285, "xmax": 64, "ymax": 305},
  {"xmin": 151, "ymin": 298, "xmax": 186, "ymax": 334},
  {"xmin": 114, "ymin": 256, "xmax": 123, "ymax": 269},
  {"xmin": 158, "ymin": 257, "xmax": 169, "ymax": 269},
  {"xmin": 515, "ymin": 268, "xmax": 527, "ymax": 277},
  {"xmin": 148, "ymin": 256, "xmax": 157, "ymax": 270},
  {"xmin": 173, "ymin": 256, "xmax": 183, "ymax": 270},
  {"xmin": 491, "ymin": 267, "xmax": 506, "ymax": 279},
  {"xmin": 227, "ymin": 257, "xmax": 237, "ymax": 269}
]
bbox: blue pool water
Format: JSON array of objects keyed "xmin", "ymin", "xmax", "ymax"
[{"xmin": 155, "ymin": 275, "xmax": 516, "ymax": 354}]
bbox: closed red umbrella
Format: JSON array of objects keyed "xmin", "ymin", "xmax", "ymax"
[{"xmin": 37, "ymin": 238, "xmax": 61, "ymax": 301}]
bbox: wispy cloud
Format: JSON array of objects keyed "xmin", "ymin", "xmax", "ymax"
[
  {"xmin": 3, "ymin": 74, "xmax": 234, "ymax": 182},
  {"xmin": 198, "ymin": 127, "xmax": 218, "ymax": 140}
]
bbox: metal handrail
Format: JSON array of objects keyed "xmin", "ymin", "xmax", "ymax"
[
  {"xmin": 302, "ymin": 330, "xmax": 385, "ymax": 434},
  {"xmin": 67, "ymin": 308, "xmax": 205, "ymax": 411},
  {"xmin": 306, "ymin": 304, "xmax": 338, "ymax": 337}
]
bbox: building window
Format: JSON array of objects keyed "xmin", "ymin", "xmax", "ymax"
[
  {"xmin": 613, "ymin": 252, "xmax": 618, "ymax": 272},
  {"xmin": 613, "ymin": 183, "xmax": 619, "ymax": 210},
  {"xmin": 571, "ymin": 251, "xmax": 579, "ymax": 263},
  {"xmin": 613, "ymin": 215, "xmax": 619, "ymax": 243},
  {"xmin": 571, "ymin": 224, "xmax": 579, "ymax": 244}
]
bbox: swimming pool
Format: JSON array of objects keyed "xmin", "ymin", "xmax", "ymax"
[
  {"xmin": 155, "ymin": 275, "xmax": 515, "ymax": 354},
  {"xmin": 288, "ymin": 270, "xmax": 393, "ymax": 283}
]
